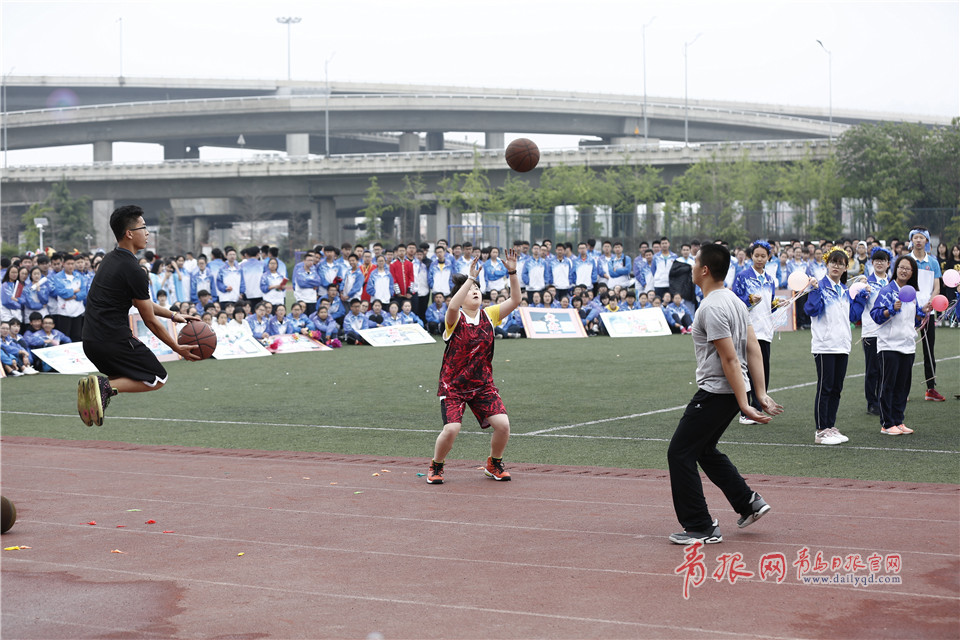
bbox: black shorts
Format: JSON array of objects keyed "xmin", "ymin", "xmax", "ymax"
[{"xmin": 83, "ymin": 338, "xmax": 168, "ymax": 387}]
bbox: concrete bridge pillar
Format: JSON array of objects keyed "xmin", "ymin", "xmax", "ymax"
[
  {"xmin": 163, "ymin": 140, "xmax": 200, "ymax": 160},
  {"xmin": 193, "ymin": 217, "xmax": 210, "ymax": 249},
  {"xmin": 485, "ymin": 132, "xmax": 505, "ymax": 149},
  {"xmin": 92, "ymin": 200, "xmax": 114, "ymax": 249},
  {"xmin": 93, "ymin": 141, "xmax": 113, "ymax": 163},
  {"xmin": 425, "ymin": 132, "xmax": 444, "ymax": 151},
  {"xmin": 429, "ymin": 204, "xmax": 450, "ymax": 243},
  {"xmin": 311, "ymin": 197, "xmax": 338, "ymax": 246},
  {"xmin": 399, "ymin": 132, "xmax": 419, "ymax": 152},
  {"xmin": 286, "ymin": 133, "xmax": 310, "ymax": 157}
]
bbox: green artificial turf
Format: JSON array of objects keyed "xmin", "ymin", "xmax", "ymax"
[{"xmin": 2, "ymin": 327, "xmax": 957, "ymax": 483}]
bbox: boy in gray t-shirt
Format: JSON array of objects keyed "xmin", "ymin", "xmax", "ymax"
[{"xmin": 666, "ymin": 245, "xmax": 783, "ymax": 545}]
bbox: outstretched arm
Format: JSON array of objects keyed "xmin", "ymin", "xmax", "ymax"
[
  {"xmin": 497, "ymin": 249, "xmax": 523, "ymax": 317},
  {"xmin": 133, "ymin": 298, "xmax": 201, "ymax": 361}
]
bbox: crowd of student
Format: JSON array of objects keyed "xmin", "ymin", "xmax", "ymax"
[{"xmin": 2, "ymin": 232, "xmax": 957, "ymax": 392}]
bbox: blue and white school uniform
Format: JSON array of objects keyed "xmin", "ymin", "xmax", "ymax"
[
  {"xmin": 260, "ymin": 271, "xmax": 287, "ymax": 306},
  {"xmin": 548, "ymin": 258, "xmax": 574, "ymax": 292},
  {"xmin": 341, "ymin": 267, "xmax": 365, "ymax": 301},
  {"xmin": 1, "ymin": 281, "xmax": 23, "ymax": 323},
  {"xmin": 267, "ymin": 315, "xmax": 296, "ymax": 335},
  {"xmin": 293, "ymin": 263, "xmax": 321, "ymax": 309},
  {"xmin": 521, "ymin": 258, "xmax": 547, "ymax": 295},
  {"xmin": 240, "ymin": 258, "xmax": 264, "ymax": 300},
  {"xmin": 804, "ymin": 277, "xmax": 869, "ymax": 433},
  {"xmin": 651, "ymin": 251, "xmax": 677, "ymax": 292},
  {"xmin": 366, "ymin": 269, "xmax": 395, "ymax": 305},
  {"xmin": 318, "ymin": 260, "xmax": 344, "ymax": 290},
  {"xmin": 21, "ymin": 280, "xmax": 48, "ymax": 319},
  {"xmin": 216, "ymin": 262, "xmax": 244, "ymax": 303},
  {"xmin": 573, "ymin": 255, "xmax": 598, "ymax": 289},
  {"xmin": 246, "ymin": 314, "xmax": 271, "ymax": 341},
  {"xmin": 860, "ymin": 272, "xmax": 889, "ymax": 412},
  {"xmin": 732, "ymin": 266, "xmax": 776, "ymax": 413},
  {"xmin": 482, "ymin": 258, "xmax": 508, "ymax": 293},
  {"xmin": 606, "ymin": 254, "xmax": 633, "ymax": 289},
  {"xmin": 869, "ymin": 282, "xmax": 925, "ymax": 429},
  {"xmin": 399, "ymin": 310, "xmax": 424, "ymax": 327},
  {"xmin": 428, "ymin": 261, "xmax": 454, "ymax": 296},
  {"xmin": 191, "ymin": 268, "xmax": 217, "ymax": 304}
]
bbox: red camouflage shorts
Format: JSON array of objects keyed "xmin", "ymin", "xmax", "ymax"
[{"xmin": 439, "ymin": 385, "xmax": 506, "ymax": 429}]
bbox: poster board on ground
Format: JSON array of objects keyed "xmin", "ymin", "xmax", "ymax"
[
  {"xmin": 358, "ymin": 323, "xmax": 435, "ymax": 347},
  {"xmin": 265, "ymin": 333, "xmax": 332, "ymax": 354},
  {"xmin": 128, "ymin": 313, "xmax": 181, "ymax": 362},
  {"xmin": 599, "ymin": 308, "xmax": 672, "ymax": 337},
  {"xmin": 212, "ymin": 333, "xmax": 272, "ymax": 359},
  {"xmin": 518, "ymin": 307, "xmax": 588, "ymax": 339},
  {"xmin": 31, "ymin": 342, "xmax": 98, "ymax": 374}
]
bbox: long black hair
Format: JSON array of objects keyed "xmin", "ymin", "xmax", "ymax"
[
  {"xmin": 450, "ymin": 272, "xmax": 476, "ymax": 299},
  {"xmin": 892, "ymin": 255, "xmax": 919, "ymax": 290}
]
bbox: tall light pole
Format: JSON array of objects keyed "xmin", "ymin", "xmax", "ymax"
[
  {"xmin": 276, "ymin": 17, "xmax": 301, "ymax": 81},
  {"xmin": 816, "ymin": 39, "xmax": 833, "ymax": 140},
  {"xmin": 118, "ymin": 17, "xmax": 123, "ymax": 77},
  {"xmin": 683, "ymin": 33, "xmax": 702, "ymax": 146},
  {"xmin": 641, "ymin": 17, "xmax": 656, "ymax": 142},
  {"xmin": 325, "ymin": 53, "xmax": 335, "ymax": 157},
  {"xmin": 2, "ymin": 67, "xmax": 13, "ymax": 169}
]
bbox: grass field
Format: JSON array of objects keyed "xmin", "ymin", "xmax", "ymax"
[{"xmin": 2, "ymin": 327, "xmax": 957, "ymax": 484}]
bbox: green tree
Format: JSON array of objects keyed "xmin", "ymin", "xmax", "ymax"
[
  {"xmin": 809, "ymin": 155, "xmax": 844, "ymax": 240},
  {"xmin": 538, "ymin": 165, "xmax": 605, "ymax": 240},
  {"xmin": 45, "ymin": 179, "xmax": 93, "ymax": 250},
  {"xmin": 603, "ymin": 162, "xmax": 663, "ymax": 241},
  {"xmin": 358, "ymin": 176, "xmax": 390, "ymax": 244},
  {"xmin": 875, "ymin": 187, "xmax": 910, "ymax": 240},
  {"xmin": 20, "ymin": 202, "xmax": 53, "ymax": 251},
  {"xmin": 396, "ymin": 173, "xmax": 426, "ymax": 242}
]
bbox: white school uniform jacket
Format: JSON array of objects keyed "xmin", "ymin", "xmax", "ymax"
[
  {"xmin": 803, "ymin": 277, "xmax": 866, "ymax": 354},
  {"xmin": 870, "ymin": 282, "xmax": 923, "ymax": 355},
  {"xmin": 522, "ymin": 258, "xmax": 546, "ymax": 292},
  {"xmin": 860, "ymin": 272, "xmax": 889, "ymax": 339},
  {"xmin": 732, "ymin": 267, "xmax": 775, "ymax": 342}
]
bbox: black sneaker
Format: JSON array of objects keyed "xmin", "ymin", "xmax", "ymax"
[
  {"xmin": 737, "ymin": 492, "xmax": 771, "ymax": 529},
  {"xmin": 866, "ymin": 405, "xmax": 881, "ymax": 416},
  {"xmin": 669, "ymin": 519, "xmax": 722, "ymax": 545}
]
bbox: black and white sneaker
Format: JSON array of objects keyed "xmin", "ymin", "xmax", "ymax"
[
  {"xmin": 737, "ymin": 492, "xmax": 771, "ymax": 529},
  {"xmin": 669, "ymin": 519, "xmax": 722, "ymax": 545}
]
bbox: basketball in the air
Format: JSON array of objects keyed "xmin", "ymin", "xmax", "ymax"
[
  {"xmin": 178, "ymin": 320, "xmax": 217, "ymax": 360},
  {"xmin": 505, "ymin": 138, "xmax": 540, "ymax": 173},
  {"xmin": 1, "ymin": 495, "xmax": 16, "ymax": 534}
]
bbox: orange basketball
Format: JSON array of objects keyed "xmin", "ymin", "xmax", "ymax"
[
  {"xmin": 505, "ymin": 138, "xmax": 540, "ymax": 173},
  {"xmin": 177, "ymin": 320, "xmax": 217, "ymax": 360}
]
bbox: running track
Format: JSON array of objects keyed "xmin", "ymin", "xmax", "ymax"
[{"xmin": 2, "ymin": 438, "xmax": 958, "ymax": 639}]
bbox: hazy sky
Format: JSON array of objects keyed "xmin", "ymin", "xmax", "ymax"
[{"xmin": 2, "ymin": 0, "xmax": 958, "ymax": 163}]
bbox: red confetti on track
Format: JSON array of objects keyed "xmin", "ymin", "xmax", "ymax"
[
  {"xmin": 86, "ymin": 521, "xmax": 97, "ymax": 525},
  {"xmin": 145, "ymin": 520, "xmax": 156, "ymax": 524}
]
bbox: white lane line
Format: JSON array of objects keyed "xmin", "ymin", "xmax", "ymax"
[
  {"xmin": 526, "ymin": 354, "xmax": 960, "ymax": 435},
  {"xmin": 0, "ymin": 558, "xmax": 815, "ymax": 639}
]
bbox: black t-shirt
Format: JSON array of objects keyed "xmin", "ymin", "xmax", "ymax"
[{"xmin": 82, "ymin": 247, "xmax": 150, "ymax": 342}]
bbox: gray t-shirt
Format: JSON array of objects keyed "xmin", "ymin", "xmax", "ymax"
[{"xmin": 692, "ymin": 288, "xmax": 751, "ymax": 394}]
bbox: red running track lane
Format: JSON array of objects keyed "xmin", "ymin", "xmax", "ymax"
[{"xmin": 1, "ymin": 437, "xmax": 958, "ymax": 639}]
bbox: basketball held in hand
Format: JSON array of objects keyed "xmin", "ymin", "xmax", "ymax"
[
  {"xmin": 178, "ymin": 320, "xmax": 217, "ymax": 360},
  {"xmin": 505, "ymin": 138, "xmax": 540, "ymax": 173}
]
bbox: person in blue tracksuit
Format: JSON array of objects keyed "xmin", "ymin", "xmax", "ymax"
[
  {"xmin": 547, "ymin": 246, "xmax": 574, "ymax": 300},
  {"xmin": 860, "ymin": 248, "xmax": 892, "ymax": 416},
  {"xmin": 804, "ymin": 248, "xmax": 870, "ymax": 446},
  {"xmin": 425, "ymin": 293, "xmax": 448, "ymax": 335},
  {"xmin": 731, "ymin": 241, "xmax": 777, "ymax": 424},
  {"xmin": 521, "ymin": 244, "xmax": 548, "ymax": 302},
  {"xmin": 481, "ymin": 247, "xmax": 509, "ymax": 294},
  {"xmin": 318, "ymin": 246, "xmax": 345, "ymax": 292},
  {"xmin": 366, "ymin": 256, "xmax": 395, "ymax": 305},
  {"xmin": 267, "ymin": 304, "xmax": 295, "ymax": 335},
  {"xmin": 190, "ymin": 255, "xmax": 218, "ymax": 305},
  {"xmin": 24, "ymin": 314, "xmax": 71, "ymax": 371},
  {"xmin": 382, "ymin": 301, "xmax": 404, "ymax": 326},
  {"xmin": 428, "ymin": 249, "xmax": 454, "ymax": 297},
  {"xmin": 260, "ymin": 258, "xmax": 287, "ymax": 308},
  {"xmin": 52, "ymin": 255, "xmax": 88, "ymax": 342},
  {"xmin": 287, "ymin": 302, "xmax": 316, "ymax": 335},
  {"xmin": 293, "ymin": 251, "xmax": 322, "ymax": 315},
  {"xmin": 322, "ymin": 284, "xmax": 347, "ymax": 324},
  {"xmin": 246, "ymin": 303, "xmax": 272, "ymax": 342},
  {"xmin": 869, "ymin": 255, "xmax": 932, "ymax": 437},
  {"xmin": 239, "ymin": 249, "xmax": 265, "ymax": 306},
  {"xmin": 216, "ymin": 249, "xmax": 245, "ymax": 304},
  {"xmin": 1, "ymin": 266, "xmax": 24, "ymax": 325},
  {"xmin": 399, "ymin": 300, "xmax": 425, "ymax": 327},
  {"xmin": 340, "ymin": 254, "xmax": 365, "ymax": 301},
  {"xmin": 310, "ymin": 305, "xmax": 340, "ymax": 341},
  {"xmin": 341, "ymin": 299, "xmax": 371, "ymax": 344},
  {"xmin": 606, "ymin": 242, "xmax": 633, "ymax": 290},
  {"xmin": 573, "ymin": 243, "xmax": 598, "ymax": 290}
]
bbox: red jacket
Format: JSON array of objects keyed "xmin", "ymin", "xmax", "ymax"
[{"xmin": 389, "ymin": 258, "xmax": 415, "ymax": 296}]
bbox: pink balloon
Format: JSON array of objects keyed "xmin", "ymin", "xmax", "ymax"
[
  {"xmin": 931, "ymin": 295, "xmax": 949, "ymax": 312},
  {"xmin": 943, "ymin": 269, "xmax": 960, "ymax": 288},
  {"xmin": 788, "ymin": 271, "xmax": 810, "ymax": 292},
  {"xmin": 848, "ymin": 282, "xmax": 867, "ymax": 298},
  {"xmin": 898, "ymin": 285, "xmax": 916, "ymax": 303}
]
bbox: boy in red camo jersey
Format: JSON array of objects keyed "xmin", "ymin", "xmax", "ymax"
[{"xmin": 427, "ymin": 249, "xmax": 521, "ymax": 484}]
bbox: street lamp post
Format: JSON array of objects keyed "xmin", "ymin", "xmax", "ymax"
[
  {"xmin": 642, "ymin": 17, "xmax": 656, "ymax": 142},
  {"xmin": 276, "ymin": 17, "xmax": 301, "ymax": 81},
  {"xmin": 325, "ymin": 53, "xmax": 335, "ymax": 157},
  {"xmin": 683, "ymin": 33, "xmax": 702, "ymax": 146},
  {"xmin": 35, "ymin": 217, "xmax": 48, "ymax": 253},
  {"xmin": 816, "ymin": 39, "xmax": 833, "ymax": 140}
]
